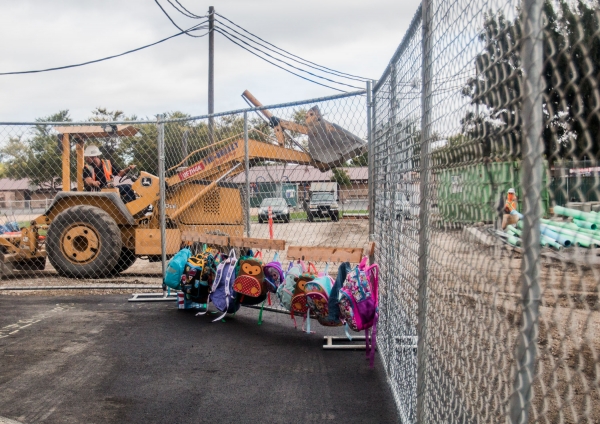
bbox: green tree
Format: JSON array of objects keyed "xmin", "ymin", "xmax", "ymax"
[
  {"xmin": 331, "ymin": 168, "xmax": 352, "ymax": 187},
  {"xmin": 0, "ymin": 110, "xmax": 72, "ymax": 191},
  {"xmin": 460, "ymin": 1, "xmax": 600, "ymax": 163}
]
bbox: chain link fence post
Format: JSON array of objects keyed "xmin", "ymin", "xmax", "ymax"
[
  {"xmin": 367, "ymin": 80, "xmax": 375, "ymax": 263},
  {"xmin": 416, "ymin": 0, "xmax": 433, "ymax": 420},
  {"xmin": 509, "ymin": 0, "xmax": 544, "ymax": 420},
  {"xmin": 157, "ymin": 114, "xmax": 167, "ymax": 284},
  {"xmin": 244, "ymin": 111, "xmax": 251, "ymax": 237}
]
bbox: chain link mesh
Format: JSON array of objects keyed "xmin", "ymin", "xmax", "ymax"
[
  {"xmin": 0, "ymin": 93, "xmax": 369, "ymax": 305},
  {"xmin": 374, "ymin": 0, "xmax": 599, "ymax": 422}
]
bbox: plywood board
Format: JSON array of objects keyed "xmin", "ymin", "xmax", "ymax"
[
  {"xmin": 228, "ymin": 236, "xmax": 286, "ymax": 250},
  {"xmin": 286, "ymin": 246, "xmax": 364, "ymax": 263},
  {"xmin": 181, "ymin": 231, "xmax": 229, "ymax": 246},
  {"xmin": 135, "ymin": 229, "xmax": 181, "ymax": 255}
]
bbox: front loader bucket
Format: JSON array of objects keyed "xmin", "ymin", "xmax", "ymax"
[{"xmin": 305, "ymin": 106, "xmax": 367, "ymax": 168}]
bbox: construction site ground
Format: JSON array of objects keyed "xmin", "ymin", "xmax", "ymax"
[
  {"xmin": 0, "ymin": 220, "xmax": 370, "ymax": 295},
  {"xmin": 0, "ymin": 295, "xmax": 397, "ymax": 424}
]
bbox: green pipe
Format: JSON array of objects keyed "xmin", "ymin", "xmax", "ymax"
[
  {"xmin": 507, "ymin": 235, "xmax": 521, "ymax": 247},
  {"xmin": 506, "ymin": 225, "xmax": 522, "ymax": 237},
  {"xmin": 541, "ymin": 234, "xmax": 562, "ymax": 250},
  {"xmin": 520, "ymin": 221, "xmax": 572, "ymax": 247},
  {"xmin": 542, "ymin": 220, "xmax": 600, "ymax": 242},
  {"xmin": 542, "ymin": 224, "xmax": 599, "ymax": 247},
  {"xmin": 573, "ymin": 219, "xmax": 597, "ymax": 230},
  {"xmin": 553, "ymin": 205, "xmax": 600, "ymax": 225},
  {"xmin": 541, "ymin": 219, "xmax": 580, "ymax": 232}
]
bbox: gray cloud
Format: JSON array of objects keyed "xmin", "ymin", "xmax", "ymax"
[{"xmin": 0, "ymin": 0, "xmax": 417, "ymax": 121}]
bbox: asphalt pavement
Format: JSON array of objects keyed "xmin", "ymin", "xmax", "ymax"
[{"xmin": 0, "ymin": 295, "xmax": 397, "ymax": 424}]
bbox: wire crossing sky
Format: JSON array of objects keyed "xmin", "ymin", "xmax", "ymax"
[{"xmin": 0, "ymin": 0, "xmax": 417, "ymax": 121}]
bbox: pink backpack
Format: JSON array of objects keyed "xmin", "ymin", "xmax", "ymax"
[{"xmin": 338, "ymin": 257, "xmax": 379, "ymax": 367}]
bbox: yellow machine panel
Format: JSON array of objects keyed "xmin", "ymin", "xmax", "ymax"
[{"xmin": 167, "ymin": 183, "xmax": 243, "ymax": 226}]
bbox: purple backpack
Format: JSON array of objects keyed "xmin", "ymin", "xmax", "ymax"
[
  {"xmin": 338, "ymin": 257, "xmax": 380, "ymax": 367},
  {"xmin": 263, "ymin": 253, "xmax": 284, "ymax": 293},
  {"xmin": 197, "ymin": 249, "xmax": 239, "ymax": 322}
]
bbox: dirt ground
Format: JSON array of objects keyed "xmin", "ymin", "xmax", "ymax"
[{"xmin": 0, "ymin": 219, "xmax": 370, "ymax": 296}]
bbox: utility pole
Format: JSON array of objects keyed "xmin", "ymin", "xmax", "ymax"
[{"xmin": 208, "ymin": 6, "xmax": 215, "ymax": 144}]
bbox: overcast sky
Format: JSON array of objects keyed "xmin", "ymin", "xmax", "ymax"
[{"xmin": 0, "ymin": 0, "xmax": 418, "ymax": 122}]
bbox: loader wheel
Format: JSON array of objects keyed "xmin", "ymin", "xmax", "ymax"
[
  {"xmin": 112, "ymin": 248, "xmax": 137, "ymax": 274},
  {"xmin": 47, "ymin": 205, "xmax": 122, "ymax": 278}
]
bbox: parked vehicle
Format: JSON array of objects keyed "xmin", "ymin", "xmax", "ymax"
[
  {"xmin": 303, "ymin": 182, "xmax": 339, "ymax": 221},
  {"xmin": 258, "ymin": 198, "xmax": 290, "ymax": 223}
]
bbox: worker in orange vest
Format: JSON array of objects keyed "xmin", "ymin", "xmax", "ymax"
[
  {"xmin": 83, "ymin": 145, "xmax": 136, "ymax": 203},
  {"xmin": 501, "ymin": 188, "xmax": 519, "ymax": 229}
]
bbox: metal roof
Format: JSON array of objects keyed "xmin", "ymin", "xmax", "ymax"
[
  {"xmin": 230, "ymin": 165, "xmax": 368, "ymax": 184},
  {"xmin": 0, "ymin": 178, "xmax": 30, "ymax": 191}
]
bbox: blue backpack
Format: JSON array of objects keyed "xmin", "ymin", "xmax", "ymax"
[
  {"xmin": 198, "ymin": 249, "xmax": 239, "ymax": 322},
  {"xmin": 164, "ymin": 248, "xmax": 192, "ymax": 289}
]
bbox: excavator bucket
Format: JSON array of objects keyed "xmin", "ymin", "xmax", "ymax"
[
  {"xmin": 241, "ymin": 90, "xmax": 367, "ymax": 169},
  {"xmin": 305, "ymin": 106, "xmax": 367, "ymax": 168}
]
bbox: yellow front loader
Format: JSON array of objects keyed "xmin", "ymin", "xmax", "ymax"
[{"xmin": 0, "ymin": 91, "xmax": 366, "ymax": 278}]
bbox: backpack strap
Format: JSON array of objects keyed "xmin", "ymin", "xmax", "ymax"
[
  {"xmin": 358, "ymin": 255, "xmax": 368, "ymax": 270},
  {"xmin": 211, "ymin": 257, "xmax": 237, "ymax": 322},
  {"xmin": 254, "ymin": 250, "xmax": 263, "ymax": 259},
  {"xmin": 307, "ymin": 262, "xmax": 317, "ymax": 275},
  {"xmin": 365, "ymin": 263, "xmax": 379, "ymax": 367},
  {"xmin": 197, "ymin": 262, "xmax": 226, "ymax": 316}
]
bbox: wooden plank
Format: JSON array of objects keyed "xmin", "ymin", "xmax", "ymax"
[
  {"xmin": 228, "ymin": 236, "xmax": 286, "ymax": 250},
  {"xmin": 135, "ymin": 229, "xmax": 181, "ymax": 255},
  {"xmin": 180, "ymin": 231, "xmax": 229, "ymax": 246},
  {"xmin": 286, "ymin": 246, "xmax": 364, "ymax": 263}
]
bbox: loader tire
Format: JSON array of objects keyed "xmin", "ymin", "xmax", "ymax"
[
  {"xmin": 47, "ymin": 205, "xmax": 122, "ymax": 278},
  {"xmin": 112, "ymin": 248, "xmax": 137, "ymax": 274}
]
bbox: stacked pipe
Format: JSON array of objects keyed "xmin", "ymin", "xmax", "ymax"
[{"xmin": 510, "ymin": 205, "xmax": 600, "ymax": 249}]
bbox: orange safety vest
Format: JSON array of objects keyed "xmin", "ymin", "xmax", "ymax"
[
  {"xmin": 505, "ymin": 198, "xmax": 517, "ymax": 213},
  {"xmin": 85, "ymin": 159, "xmax": 113, "ymax": 185}
]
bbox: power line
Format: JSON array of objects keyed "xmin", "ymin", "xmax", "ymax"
[
  {"xmin": 173, "ymin": 0, "xmax": 206, "ymax": 19},
  {"xmin": 214, "ymin": 28, "xmax": 348, "ymax": 93},
  {"xmin": 0, "ymin": 25, "xmax": 208, "ymax": 76},
  {"xmin": 216, "ymin": 27, "xmax": 363, "ymax": 90},
  {"xmin": 214, "ymin": 17, "xmax": 368, "ymax": 83},
  {"xmin": 165, "ymin": 0, "xmax": 206, "ymax": 19},
  {"xmin": 215, "ymin": 13, "xmax": 371, "ymax": 82},
  {"xmin": 153, "ymin": 0, "xmax": 209, "ymax": 38}
]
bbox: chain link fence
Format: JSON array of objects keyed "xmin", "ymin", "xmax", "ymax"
[
  {"xmin": 373, "ymin": 0, "xmax": 599, "ymax": 422},
  {"xmin": 1, "ymin": 0, "xmax": 599, "ymax": 419},
  {"xmin": 0, "ymin": 91, "xmax": 369, "ymax": 296}
]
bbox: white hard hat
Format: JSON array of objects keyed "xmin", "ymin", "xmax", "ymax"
[
  {"xmin": 507, "ymin": 188, "xmax": 515, "ymax": 194},
  {"xmin": 84, "ymin": 145, "xmax": 102, "ymax": 157}
]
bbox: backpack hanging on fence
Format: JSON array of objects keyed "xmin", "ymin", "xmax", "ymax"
[
  {"xmin": 198, "ymin": 249, "xmax": 240, "ymax": 321},
  {"xmin": 290, "ymin": 262, "xmax": 317, "ymax": 315},
  {"xmin": 263, "ymin": 252, "xmax": 284, "ymax": 293},
  {"xmin": 234, "ymin": 250, "xmax": 267, "ymax": 305},
  {"xmin": 317, "ymin": 262, "xmax": 350, "ymax": 327},
  {"xmin": 181, "ymin": 253, "xmax": 215, "ymax": 304},
  {"xmin": 305, "ymin": 263, "xmax": 342, "ymax": 326},
  {"xmin": 276, "ymin": 261, "xmax": 304, "ymax": 312},
  {"xmin": 164, "ymin": 247, "xmax": 192, "ymax": 290},
  {"xmin": 338, "ymin": 257, "xmax": 380, "ymax": 367}
]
